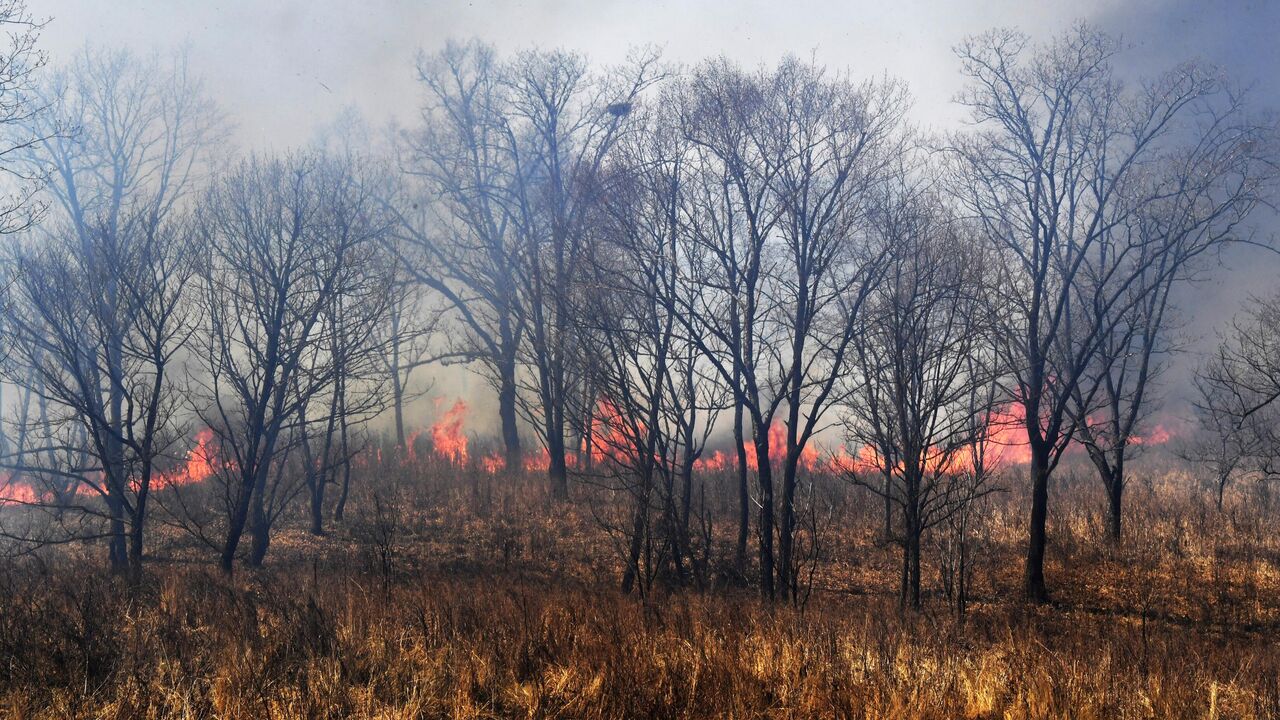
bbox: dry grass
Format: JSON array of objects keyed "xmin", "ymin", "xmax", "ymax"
[{"xmin": 3, "ymin": 457, "xmax": 1280, "ymax": 719}]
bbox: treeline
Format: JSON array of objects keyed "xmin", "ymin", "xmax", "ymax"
[{"xmin": 0, "ymin": 2, "xmax": 1277, "ymax": 609}]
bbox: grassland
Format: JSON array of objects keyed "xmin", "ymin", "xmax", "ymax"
[{"xmin": 3, "ymin": 456, "xmax": 1280, "ymax": 719}]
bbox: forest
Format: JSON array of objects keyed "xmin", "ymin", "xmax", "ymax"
[{"xmin": 3, "ymin": 1, "xmax": 1280, "ymax": 717}]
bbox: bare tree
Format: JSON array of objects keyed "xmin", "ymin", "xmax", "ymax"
[
  {"xmin": 3, "ymin": 212, "xmax": 198, "ymax": 583},
  {"xmin": 504, "ymin": 46, "xmax": 663, "ymax": 499},
  {"xmin": 675, "ymin": 58, "xmax": 783, "ymax": 581},
  {"xmin": 1068, "ymin": 96, "xmax": 1274, "ymax": 543},
  {"xmin": 1194, "ymin": 293, "xmax": 1280, "ymax": 507},
  {"xmin": 843, "ymin": 184, "xmax": 999, "ymax": 609},
  {"xmin": 582, "ymin": 104, "xmax": 722, "ymax": 595},
  {"xmin": 371, "ymin": 258, "xmax": 438, "ymax": 450},
  {"xmin": 0, "ymin": 43, "xmax": 219, "ymax": 578},
  {"xmin": 189, "ymin": 153, "xmax": 390, "ymax": 571},
  {"xmin": 950, "ymin": 23, "xmax": 1275, "ymax": 600},
  {"xmin": 394, "ymin": 40, "xmax": 528, "ymax": 471},
  {"xmin": 1185, "ymin": 369, "xmax": 1256, "ymax": 510},
  {"xmin": 20, "ymin": 46, "xmax": 223, "ymax": 241},
  {"xmin": 675, "ymin": 57, "xmax": 905, "ymax": 600},
  {"xmin": 299, "ymin": 281, "xmax": 391, "ymax": 535},
  {"xmin": 0, "ymin": 0, "xmax": 50, "ymax": 235}
]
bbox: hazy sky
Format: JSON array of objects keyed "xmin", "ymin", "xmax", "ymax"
[
  {"xmin": 36, "ymin": 1, "xmax": 1277, "ymax": 147},
  {"xmin": 33, "ymin": 0, "xmax": 1280, "ymax": 420}
]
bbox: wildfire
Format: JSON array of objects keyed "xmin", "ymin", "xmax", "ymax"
[
  {"xmin": 394, "ymin": 398, "xmax": 1114, "ymax": 480},
  {"xmin": 1129, "ymin": 425, "xmax": 1172, "ymax": 447},
  {"xmin": 154, "ymin": 428, "xmax": 219, "ymax": 489},
  {"xmin": 481, "ymin": 453, "xmax": 505, "ymax": 473},
  {"xmin": 0, "ymin": 475, "xmax": 38, "ymax": 505},
  {"xmin": 523, "ymin": 448, "xmax": 551, "ymax": 473},
  {"xmin": 694, "ymin": 406, "xmax": 1035, "ymax": 479},
  {"xmin": 823, "ymin": 444, "xmax": 884, "ymax": 475},
  {"xmin": 404, "ymin": 428, "xmax": 425, "ymax": 459},
  {"xmin": 693, "ymin": 450, "xmax": 730, "ymax": 473},
  {"xmin": 5, "ymin": 428, "xmax": 222, "ymax": 504},
  {"xmin": 431, "ymin": 399, "xmax": 470, "ymax": 464},
  {"xmin": 581, "ymin": 399, "xmax": 633, "ymax": 465}
]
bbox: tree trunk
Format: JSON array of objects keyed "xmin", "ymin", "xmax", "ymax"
[
  {"xmin": 733, "ymin": 396, "xmax": 749, "ymax": 577},
  {"xmin": 333, "ymin": 413, "xmax": 352, "ymax": 522},
  {"xmin": 883, "ymin": 473, "xmax": 893, "ymax": 539},
  {"xmin": 299, "ymin": 421, "xmax": 323, "ymax": 536},
  {"xmin": 904, "ymin": 475, "xmax": 923, "ymax": 610},
  {"xmin": 1089, "ymin": 447, "xmax": 1124, "ymax": 544},
  {"xmin": 900, "ymin": 529, "xmax": 909, "ymax": 610},
  {"xmin": 248, "ymin": 474, "xmax": 270, "ymax": 567},
  {"xmin": 249, "ymin": 527, "xmax": 270, "ymax": 567},
  {"xmin": 680, "ymin": 419, "xmax": 695, "ymax": 535},
  {"xmin": 224, "ymin": 449, "xmax": 272, "ymax": 572},
  {"xmin": 128, "ymin": 514, "xmax": 145, "ymax": 587},
  {"xmin": 1024, "ymin": 449, "xmax": 1051, "ymax": 603},
  {"xmin": 665, "ymin": 483, "xmax": 688, "ymax": 586},
  {"xmin": 106, "ymin": 493, "xmax": 128, "ymax": 573},
  {"xmin": 221, "ymin": 487, "xmax": 250, "ymax": 573},
  {"xmin": 498, "ymin": 360, "xmax": 522, "ymax": 472},
  {"xmin": 547, "ymin": 420, "xmax": 569, "ymax": 500},
  {"xmin": 908, "ymin": 520, "xmax": 922, "ymax": 609},
  {"xmin": 778, "ymin": 448, "xmax": 799, "ymax": 602},
  {"xmin": 754, "ymin": 424, "xmax": 775, "ymax": 600},
  {"xmin": 392, "ymin": 372, "xmax": 406, "ymax": 449},
  {"xmin": 1106, "ymin": 462, "xmax": 1123, "ymax": 544},
  {"xmin": 310, "ymin": 481, "xmax": 325, "ymax": 536},
  {"xmin": 621, "ymin": 486, "xmax": 648, "ymax": 594}
]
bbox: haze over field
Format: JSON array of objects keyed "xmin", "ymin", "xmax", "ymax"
[{"xmin": 34, "ymin": 0, "xmax": 1280, "ymax": 432}]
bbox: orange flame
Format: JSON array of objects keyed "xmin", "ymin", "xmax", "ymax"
[
  {"xmin": 523, "ymin": 447, "xmax": 550, "ymax": 473},
  {"xmin": 581, "ymin": 399, "xmax": 634, "ymax": 465},
  {"xmin": 1129, "ymin": 424, "xmax": 1171, "ymax": 447},
  {"xmin": 731, "ymin": 405, "xmax": 1034, "ymax": 478},
  {"xmin": 481, "ymin": 453, "xmax": 505, "ymax": 473},
  {"xmin": 155, "ymin": 428, "xmax": 218, "ymax": 489},
  {"xmin": 693, "ymin": 450, "xmax": 730, "ymax": 473},
  {"xmin": 0, "ymin": 475, "xmax": 38, "ymax": 505},
  {"xmin": 431, "ymin": 399, "xmax": 469, "ymax": 464},
  {"xmin": 421, "ymin": 399, "xmax": 1041, "ymax": 480}
]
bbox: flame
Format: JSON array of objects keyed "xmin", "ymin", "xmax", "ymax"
[
  {"xmin": 0, "ymin": 475, "xmax": 38, "ymax": 505},
  {"xmin": 406, "ymin": 399, "xmax": 1043, "ymax": 480},
  {"xmin": 431, "ymin": 399, "xmax": 469, "ymax": 464},
  {"xmin": 481, "ymin": 453, "xmax": 506, "ymax": 473},
  {"xmin": 523, "ymin": 448, "xmax": 551, "ymax": 473},
  {"xmin": 581, "ymin": 399, "xmax": 634, "ymax": 465},
  {"xmin": 155, "ymin": 428, "xmax": 219, "ymax": 489},
  {"xmin": 722, "ymin": 405, "xmax": 1034, "ymax": 479},
  {"xmin": 404, "ymin": 428, "xmax": 425, "ymax": 460},
  {"xmin": 825, "ymin": 444, "xmax": 884, "ymax": 475},
  {"xmin": 1129, "ymin": 424, "xmax": 1171, "ymax": 447},
  {"xmin": 518, "ymin": 447, "xmax": 585, "ymax": 474},
  {"xmin": 977, "ymin": 407, "xmax": 1025, "ymax": 468},
  {"xmin": 693, "ymin": 450, "xmax": 730, "ymax": 473},
  {"xmin": 738, "ymin": 420, "xmax": 823, "ymax": 472}
]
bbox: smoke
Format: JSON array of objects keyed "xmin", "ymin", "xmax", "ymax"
[
  {"xmin": 1092, "ymin": 0, "xmax": 1280, "ymax": 412},
  {"xmin": 30, "ymin": 0, "xmax": 1279, "ymax": 443}
]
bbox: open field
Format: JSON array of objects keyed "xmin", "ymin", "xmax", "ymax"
[
  {"xmin": 4, "ymin": 457, "xmax": 1280, "ymax": 719},
  {"xmin": 7, "ymin": 1, "xmax": 1280, "ymax": 718}
]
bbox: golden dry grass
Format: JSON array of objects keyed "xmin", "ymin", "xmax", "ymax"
[{"xmin": 3, "ymin": 457, "xmax": 1280, "ymax": 719}]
